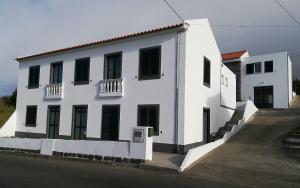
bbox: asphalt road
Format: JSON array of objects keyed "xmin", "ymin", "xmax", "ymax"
[
  {"xmin": 186, "ymin": 108, "xmax": 300, "ymax": 188},
  {"xmin": 0, "ymin": 152, "xmax": 246, "ymax": 188}
]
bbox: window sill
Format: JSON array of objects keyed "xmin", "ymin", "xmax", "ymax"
[
  {"xmin": 27, "ymin": 86, "xmax": 39, "ymax": 89},
  {"xmin": 203, "ymin": 82, "xmax": 210, "ymax": 88},
  {"xmin": 138, "ymin": 75, "xmax": 161, "ymax": 81},
  {"xmin": 74, "ymin": 81, "xmax": 89, "ymax": 85},
  {"xmin": 25, "ymin": 124, "xmax": 37, "ymax": 127}
]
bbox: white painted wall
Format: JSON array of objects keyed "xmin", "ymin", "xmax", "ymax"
[
  {"xmin": 221, "ymin": 64, "xmax": 236, "ymax": 109},
  {"xmin": 241, "ymin": 52, "xmax": 291, "ymax": 108},
  {"xmin": 288, "ymin": 55, "xmax": 293, "ymax": 103},
  {"xmin": 0, "ymin": 111, "xmax": 16, "ymax": 137},
  {"xmin": 179, "ymin": 19, "xmax": 234, "ymax": 145},
  {"xmin": 16, "ymin": 31, "xmax": 179, "ymax": 145}
]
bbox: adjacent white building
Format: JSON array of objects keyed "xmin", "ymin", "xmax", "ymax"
[
  {"xmin": 12, "ymin": 19, "xmax": 236, "ymax": 157},
  {"xmin": 222, "ymin": 51, "xmax": 293, "ymax": 108}
]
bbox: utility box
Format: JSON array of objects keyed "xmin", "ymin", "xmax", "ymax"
[{"xmin": 133, "ymin": 128, "xmax": 144, "ymax": 143}]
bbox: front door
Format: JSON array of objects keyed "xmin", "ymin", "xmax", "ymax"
[
  {"xmin": 203, "ymin": 108, "xmax": 210, "ymax": 144},
  {"xmin": 47, "ymin": 106, "xmax": 60, "ymax": 139},
  {"xmin": 254, "ymin": 86, "xmax": 274, "ymax": 108},
  {"xmin": 101, "ymin": 105, "xmax": 120, "ymax": 141},
  {"xmin": 73, "ymin": 106, "xmax": 88, "ymax": 140}
]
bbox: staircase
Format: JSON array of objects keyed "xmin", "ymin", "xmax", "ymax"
[
  {"xmin": 284, "ymin": 127, "xmax": 300, "ymax": 150},
  {"xmin": 210, "ymin": 110, "xmax": 244, "ymax": 142}
]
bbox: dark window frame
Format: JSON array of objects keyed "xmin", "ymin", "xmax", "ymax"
[
  {"xmin": 50, "ymin": 61, "xmax": 63, "ymax": 84},
  {"xmin": 28, "ymin": 65, "xmax": 40, "ymax": 89},
  {"xmin": 254, "ymin": 62, "xmax": 262, "ymax": 74},
  {"xmin": 46, "ymin": 105, "xmax": 61, "ymax": 139},
  {"xmin": 203, "ymin": 57, "xmax": 211, "ymax": 87},
  {"xmin": 138, "ymin": 46, "xmax": 161, "ymax": 81},
  {"xmin": 25, "ymin": 105, "xmax": 37, "ymax": 127},
  {"xmin": 103, "ymin": 52, "xmax": 122, "ymax": 80},
  {"xmin": 74, "ymin": 57, "xmax": 90, "ymax": 85},
  {"xmin": 72, "ymin": 105, "xmax": 88, "ymax": 140},
  {"xmin": 246, "ymin": 63, "xmax": 254, "ymax": 74},
  {"xmin": 264, "ymin": 61, "xmax": 273, "ymax": 73},
  {"xmin": 137, "ymin": 104, "xmax": 160, "ymax": 136}
]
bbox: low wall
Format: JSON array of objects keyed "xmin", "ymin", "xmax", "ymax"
[
  {"xmin": 0, "ymin": 111, "xmax": 16, "ymax": 137},
  {"xmin": 0, "ymin": 128, "xmax": 153, "ymax": 160},
  {"xmin": 179, "ymin": 100, "xmax": 257, "ymax": 172}
]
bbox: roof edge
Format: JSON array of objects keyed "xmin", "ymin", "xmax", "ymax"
[{"xmin": 16, "ymin": 23, "xmax": 185, "ymax": 62}]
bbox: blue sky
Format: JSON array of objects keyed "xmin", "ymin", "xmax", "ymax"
[{"xmin": 1, "ymin": 0, "xmax": 300, "ymax": 96}]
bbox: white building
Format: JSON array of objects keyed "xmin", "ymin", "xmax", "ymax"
[
  {"xmin": 222, "ymin": 51, "xmax": 293, "ymax": 109},
  {"xmin": 13, "ymin": 19, "xmax": 235, "ymax": 158}
]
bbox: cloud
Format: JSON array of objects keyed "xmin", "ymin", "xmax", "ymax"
[{"xmin": 0, "ymin": 0, "xmax": 300, "ymax": 95}]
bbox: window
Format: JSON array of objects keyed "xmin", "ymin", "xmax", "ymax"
[
  {"xmin": 25, "ymin": 106, "xmax": 37, "ymax": 127},
  {"xmin": 74, "ymin": 57, "xmax": 90, "ymax": 85},
  {"xmin": 72, "ymin": 106, "xmax": 88, "ymax": 140},
  {"xmin": 246, "ymin": 62, "xmax": 261, "ymax": 74},
  {"xmin": 203, "ymin": 57, "xmax": 211, "ymax": 87},
  {"xmin": 265, "ymin": 61, "xmax": 273, "ymax": 73},
  {"xmin": 137, "ymin": 105, "xmax": 159, "ymax": 135},
  {"xmin": 255, "ymin": 62, "xmax": 262, "ymax": 73},
  {"xmin": 104, "ymin": 53, "xmax": 122, "ymax": 79},
  {"xmin": 139, "ymin": 46, "xmax": 161, "ymax": 80},
  {"xmin": 50, "ymin": 62, "xmax": 63, "ymax": 84},
  {"xmin": 246, "ymin": 64, "xmax": 254, "ymax": 74},
  {"xmin": 225, "ymin": 77, "xmax": 228, "ymax": 87},
  {"xmin": 28, "ymin": 65, "xmax": 40, "ymax": 89}
]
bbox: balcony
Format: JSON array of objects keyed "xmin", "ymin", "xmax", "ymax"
[
  {"xmin": 99, "ymin": 79, "xmax": 124, "ymax": 97},
  {"xmin": 45, "ymin": 84, "xmax": 63, "ymax": 99}
]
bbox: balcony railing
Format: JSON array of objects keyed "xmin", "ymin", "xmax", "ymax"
[
  {"xmin": 45, "ymin": 83, "xmax": 63, "ymax": 99},
  {"xmin": 99, "ymin": 79, "xmax": 124, "ymax": 97}
]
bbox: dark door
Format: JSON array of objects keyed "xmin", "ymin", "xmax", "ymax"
[
  {"xmin": 73, "ymin": 106, "xmax": 88, "ymax": 140},
  {"xmin": 101, "ymin": 105, "xmax": 120, "ymax": 141},
  {"xmin": 203, "ymin": 108, "xmax": 210, "ymax": 144},
  {"xmin": 47, "ymin": 106, "xmax": 60, "ymax": 139},
  {"xmin": 50, "ymin": 62, "xmax": 63, "ymax": 84},
  {"xmin": 254, "ymin": 86, "xmax": 274, "ymax": 108}
]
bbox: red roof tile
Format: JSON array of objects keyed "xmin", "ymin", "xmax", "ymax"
[
  {"xmin": 221, "ymin": 50, "xmax": 247, "ymax": 61},
  {"xmin": 16, "ymin": 23, "xmax": 184, "ymax": 62}
]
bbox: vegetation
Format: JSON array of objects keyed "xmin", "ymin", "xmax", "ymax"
[
  {"xmin": 0, "ymin": 89, "xmax": 17, "ymax": 128},
  {"xmin": 293, "ymin": 79, "xmax": 300, "ymax": 95}
]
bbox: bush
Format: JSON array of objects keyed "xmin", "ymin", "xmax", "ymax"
[{"xmin": 0, "ymin": 89, "xmax": 17, "ymax": 107}]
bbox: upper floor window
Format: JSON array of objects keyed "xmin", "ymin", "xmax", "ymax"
[
  {"xmin": 74, "ymin": 57, "xmax": 90, "ymax": 85},
  {"xmin": 265, "ymin": 61, "xmax": 273, "ymax": 73},
  {"xmin": 104, "ymin": 52, "xmax": 122, "ymax": 79},
  {"xmin": 246, "ymin": 62, "xmax": 261, "ymax": 74},
  {"xmin": 203, "ymin": 57, "xmax": 211, "ymax": 87},
  {"xmin": 137, "ymin": 105, "xmax": 160, "ymax": 135},
  {"xmin": 139, "ymin": 46, "xmax": 161, "ymax": 80},
  {"xmin": 50, "ymin": 62, "xmax": 63, "ymax": 84},
  {"xmin": 25, "ymin": 105, "xmax": 37, "ymax": 127},
  {"xmin": 28, "ymin": 65, "xmax": 40, "ymax": 89}
]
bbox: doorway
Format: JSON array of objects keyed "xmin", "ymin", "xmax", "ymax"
[
  {"xmin": 101, "ymin": 105, "xmax": 120, "ymax": 141},
  {"xmin": 254, "ymin": 86, "xmax": 274, "ymax": 108},
  {"xmin": 203, "ymin": 108, "xmax": 210, "ymax": 144},
  {"xmin": 47, "ymin": 106, "xmax": 60, "ymax": 139}
]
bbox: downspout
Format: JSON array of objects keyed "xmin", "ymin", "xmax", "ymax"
[{"xmin": 174, "ymin": 26, "xmax": 186, "ymax": 153}]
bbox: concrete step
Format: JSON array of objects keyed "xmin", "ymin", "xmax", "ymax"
[
  {"xmin": 284, "ymin": 144, "xmax": 300, "ymax": 149},
  {"xmin": 290, "ymin": 132, "xmax": 300, "ymax": 139},
  {"xmin": 285, "ymin": 138, "xmax": 300, "ymax": 144}
]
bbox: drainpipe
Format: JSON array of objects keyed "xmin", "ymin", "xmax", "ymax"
[{"xmin": 175, "ymin": 24, "xmax": 187, "ymax": 153}]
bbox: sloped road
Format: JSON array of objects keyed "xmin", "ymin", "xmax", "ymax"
[{"xmin": 186, "ymin": 108, "xmax": 300, "ymax": 188}]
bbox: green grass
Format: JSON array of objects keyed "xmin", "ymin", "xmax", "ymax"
[{"xmin": 0, "ymin": 101, "xmax": 15, "ymax": 128}]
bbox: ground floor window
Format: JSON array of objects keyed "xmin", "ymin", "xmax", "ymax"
[
  {"xmin": 137, "ymin": 105, "xmax": 159, "ymax": 135},
  {"xmin": 25, "ymin": 105, "xmax": 37, "ymax": 127},
  {"xmin": 72, "ymin": 106, "xmax": 88, "ymax": 140},
  {"xmin": 254, "ymin": 86, "xmax": 274, "ymax": 108},
  {"xmin": 203, "ymin": 108, "xmax": 210, "ymax": 144}
]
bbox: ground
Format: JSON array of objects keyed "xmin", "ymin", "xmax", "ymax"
[
  {"xmin": 186, "ymin": 108, "xmax": 300, "ymax": 188},
  {"xmin": 0, "ymin": 100, "xmax": 14, "ymax": 128},
  {"xmin": 0, "ymin": 152, "xmax": 241, "ymax": 188}
]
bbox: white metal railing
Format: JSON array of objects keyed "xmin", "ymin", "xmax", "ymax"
[
  {"xmin": 99, "ymin": 79, "xmax": 123, "ymax": 97},
  {"xmin": 45, "ymin": 83, "xmax": 63, "ymax": 99}
]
